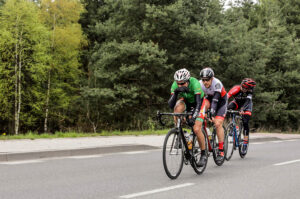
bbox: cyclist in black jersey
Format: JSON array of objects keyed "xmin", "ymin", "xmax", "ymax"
[{"xmin": 227, "ymin": 78, "xmax": 256, "ymax": 153}]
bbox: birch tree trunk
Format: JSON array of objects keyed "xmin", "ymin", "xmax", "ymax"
[
  {"xmin": 16, "ymin": 28, "xmax": 23, "ymax": 135},
  {"xmin": 44, "ymin": 14, "xmax": 56, "ymax": 133},
  {"xmin": 44, "ymin": 71, "xmax": 50, "ymax": 133},
  {"xmin": 14, "ymin": 41, "xmax": 19, "ymax": 135},
  {"xmin": 14, "ymin": 16, "xmax": 20, "ymax": 135}
]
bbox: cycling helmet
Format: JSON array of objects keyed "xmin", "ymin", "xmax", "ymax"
[
  {"xmin": 174, "ymin": 68, "xmax": 191, "ymax": 81},
  {"xmin": 241, "ymin": 78, "xmax": 256, "ymax": 89},
  {"xmin": 200, "ymin": 67, "xmax": 214, "ymax": 79}
]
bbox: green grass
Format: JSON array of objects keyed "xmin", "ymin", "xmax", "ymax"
[
  {"xmin": 1, "ymin": 129, "xmax": 299, "ymax": 140},
  {"xmin": 0, "ymin": 129, "xmax": 169, "ymax": 140}
]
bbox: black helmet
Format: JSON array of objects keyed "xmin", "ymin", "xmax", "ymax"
[{"xmin": 200, "ymin": 67, "xmax": 214, "ymax": 79}]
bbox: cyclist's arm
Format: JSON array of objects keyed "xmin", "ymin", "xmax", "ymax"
[
  {"xmin": 168, "ymin": 93, "xmax": 178, "ymax": 109},
  {"xmin": 227, "ymin": 85, "xmax": 240, "ymax": 99},
  {"xmin": 192, "ymin": 94, "xmax": 202, "ymax": 118},
  {"xmin": 211, "ymin": 91, "xmax": 221, "ymax": 116},
  {"xmin": 241, "ymin": 94, "xmax": 252, "ymax": 111}
]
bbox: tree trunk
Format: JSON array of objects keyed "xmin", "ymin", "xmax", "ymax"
[
  {"xmin": 44, "ymin": 14, "xmax": 56, "ymax": 133},
  {"xmin": 44, "ymin": 71, "xmax": 51, "ymax": 133},
  {"xmin": 17, "ymin": 34, "xmax": 22, "ymax": 135},
  {"xmin": 14, "ymin": 41, "xmax": 19, "ymax": 135}
]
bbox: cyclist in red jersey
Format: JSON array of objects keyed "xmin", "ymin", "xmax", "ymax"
[{"xmin": 227, "ymin": 78, "xmax": 256, "ymax": 153}]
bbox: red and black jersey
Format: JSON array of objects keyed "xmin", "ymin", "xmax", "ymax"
[{"xmin": 227, "ymin": 85, "xmax": 253, "ymax": 106}]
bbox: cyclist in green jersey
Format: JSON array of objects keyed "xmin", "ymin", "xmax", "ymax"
[{"xmin": 168, "ymin": 68, "xmax": 207, "ymax": 166}]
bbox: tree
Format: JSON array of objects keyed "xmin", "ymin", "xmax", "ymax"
[
  {"xmin": 40, "ymin": 0, "xmax": 86, "ymax": 132},
  {"xmin": 0, "ymin": 0, "xmax": 50, "ymax": 134}
]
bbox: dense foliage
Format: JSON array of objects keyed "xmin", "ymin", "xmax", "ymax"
[{"xmin": 0, "ymin": 0, "xmax": 299, "ymax": 134}]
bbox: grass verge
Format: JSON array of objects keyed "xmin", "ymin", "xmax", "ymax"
[{"xmin": 0, "ymin": 129, "xmax": 169, "ymax": 140}]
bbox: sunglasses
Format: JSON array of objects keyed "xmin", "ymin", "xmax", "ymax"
[
  {"xmin": 202, "ymin": 78, "xmax": 210, "ymax": 82},
  {"xmin": 177, "ymin": 82, "xmax": 186, "ymax": 85}
]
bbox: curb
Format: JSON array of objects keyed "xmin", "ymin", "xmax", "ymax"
[{"xmin": 0, "ymin": 144, "xmax": 159, "ymax": 162}]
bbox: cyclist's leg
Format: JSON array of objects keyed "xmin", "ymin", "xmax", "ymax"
[
  {"xmin": 193, "ymin": 98, "xmax": 207, "ymax": 151},
  {"xmin": 242, "ymin": 101, "xmax": 252, "ymax": 142},
  {"xmin": 214, "ymin": 97, "xmax": 227, "ymax": 155},
  {"xmin": 227, "ymin": 100, "xmax": 238, "ymax": 111},
  {"xmin": 173, "ymin": 98, "xmax": 186, "ymax": 124}
]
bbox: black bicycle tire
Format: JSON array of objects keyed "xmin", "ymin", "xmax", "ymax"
[
  {"xmin": 162, "ymin": 128, "xmax": 184, "ymax": 179},
  {"xmin": 238, "ymin": 123, "xmax": 248, "ymax": 158},
  {"xmin": 212, "ymin": 126, "xmax": 226, "ymax": 166},
  {"xmin": 225, "ymin": 123, "xmax": 235, "ymax": 161},
  {"xmin": 191, "ymin": 130, "xmax": 208, "ymax": 174}
]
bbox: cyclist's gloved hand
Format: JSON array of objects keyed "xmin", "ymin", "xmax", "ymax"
[
  {"xmin": 210, "ymin": 108, "xmax": 216, "ymax": 117},
  {"xmin": 188, "ymin": 109, "xmax": 199, "ymax": 126},
  {"xmin": 188, "ymin": 117, "xmax": 196, "ymax": 126},
  {"xmin": 174, "ymin": 86, "xmax": 189, "ymax": 94}
]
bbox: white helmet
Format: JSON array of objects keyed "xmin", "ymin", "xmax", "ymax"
[{"xmin": 174, "ymin": 68, "xmax": 191, "ymax": 81}]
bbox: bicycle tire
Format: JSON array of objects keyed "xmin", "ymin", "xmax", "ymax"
[
  {"xmin": 238, "ymin": 124, "xmax": 248, "ymax": 158},
  {"xmin": 191, "ymin": 130, "xmax": 208, "ymax": 174},
  {"xmin": 162, "ymin": 128, "xmax": 184, "ymax": 179},
  {"xmin": 212, "ymin": 126, "xmax": 226, "ymax": 166},
  {"xmin": 225, "ymin": 123, "xmax": 235, "ymax": 161}
]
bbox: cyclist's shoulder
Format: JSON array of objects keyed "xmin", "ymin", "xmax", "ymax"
[
  {"xmin": 189, "ymin": 77, "xmax": 199, "ymax": 83},
  {"xmin": 229, "ymin": 85, "xmax": 241, "ymax": 92},
  {"xmin": 170, "ymin": 81, "xmax": 178, "ymax": 91},
  {"xmin": 212, "ymin": 77, "xmax": 224, "ymax": 84},
  {"xmin": 189, "ymin": 77, "xmax": 203, "ymax": 91}
]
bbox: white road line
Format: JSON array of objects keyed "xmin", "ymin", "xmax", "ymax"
[
  {"xmin": 0, "ymin": 160, "xmax": 43, "ymax": 165},
  {"xmin": 68, "ymin": 155, "xmax": 103, "ymax": 159},
  {"xmin": 121, "ymin": 151, "xmax": 149, "ymax": 155},
  {"xmin": 274, "ymin": 159, "xmax": 300, "ymax": 166},
  {"xmin": 120, "ymin": 183, "xmax": 195, "ymax": 198},
  {"xmin": 252, "ymin": 142, "xmax": 266, "ymax": 145},
  {"xmin": 285, "ymin": 139, "xmax": 298, "ymax": 142},
  {"xmin": 270, "ymin": 141, "xmax": 284, "ymax": 143}
]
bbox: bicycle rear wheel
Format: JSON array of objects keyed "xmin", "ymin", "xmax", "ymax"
[
  {"xmin": 225, "ymin": 123, "xmax": 234, "ymax": 161},
  {"xmin": 238, "ymin": 125, "xmax": 248, "ymax": 158},
  {"xmin": 191, "ymin": 131, "xmax": 208, "ymax": 174},
  {"xmin": 162, "ymin": 128, "xmax": 184, "ymax": 179},
  {"xmin": 212, "ymin": 125, "xmax": 227, "ymax": 166}
]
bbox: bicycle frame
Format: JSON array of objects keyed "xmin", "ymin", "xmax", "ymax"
[
  {"xmin": 229, "ymin": 111, "xmax": 242, "ymax": 148},
  {"xmin": 157, "ymin": 111, "xmax": 193, "ymax": 159},
  {"xmin": 202, "ymin": 119, "xmax": 213, "ymax": 152}
]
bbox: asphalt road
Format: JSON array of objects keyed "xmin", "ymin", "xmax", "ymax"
[{"xmin": 0, "ymin": 138, "xmax": 299, "ymax": 199}]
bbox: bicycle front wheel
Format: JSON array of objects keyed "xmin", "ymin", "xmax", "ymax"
[
  {"xmin": 191, "ymin": 131, "xmax": 208, "ymax": 175},
  {"xmin": 225, "ymin": 123, "xmax": 234, "ymax": 161},
  {"xmin": 162, "ymin": 128, "xmax": 184, "ymax": 179}
]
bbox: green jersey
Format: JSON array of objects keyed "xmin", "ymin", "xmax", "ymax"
[{"xmin": 171, "ymin": 77, "xmax": 204, "ymax": 103}]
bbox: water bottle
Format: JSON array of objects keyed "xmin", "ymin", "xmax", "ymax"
[
  {"xmin": 184, "ymin": 131, "xmax": 193, "ymax": 150},
  {"xmin": 236, "ymin": 125, "xmax": 240, "ymax": 135},
  {"xmin": 206, "ymin": 127, "xmax": 213, "ymax": 143}
]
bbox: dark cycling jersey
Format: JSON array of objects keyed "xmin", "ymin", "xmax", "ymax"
[{"xmin": 227, "ymin": 85, "xmax": 253, "ymax": 113}]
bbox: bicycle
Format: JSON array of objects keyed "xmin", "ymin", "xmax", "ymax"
[
  {"xmin": 201, "ymin": 110, "xmax": 228, "ymax": 166},
  {"xmin": 157, "ymin": 111, "xmax": 208, "ymax": 179},
  {"xmin": 225, "ymin": 110, "xmax": 248, "ymax": 160}
]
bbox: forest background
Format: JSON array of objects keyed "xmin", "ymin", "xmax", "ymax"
[{"xmin": 0, "ymin": 0, "xmax": 299, "ymax": 135}]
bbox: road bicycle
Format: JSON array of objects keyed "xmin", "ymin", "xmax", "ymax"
[
  {"xmin": 157, "ymin": 111, "xmax": 207, "ymax": 179},
  {"xmin": 225, "ymin": 110, "xmax": 248, "ymax": 160},
  {"xmin": 201, "ymin": 111, "xmax": 228, "ymax": 166},
  {"xmin": 157, "ymin": 110, "xmax": 227, "ymax": 179}
]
